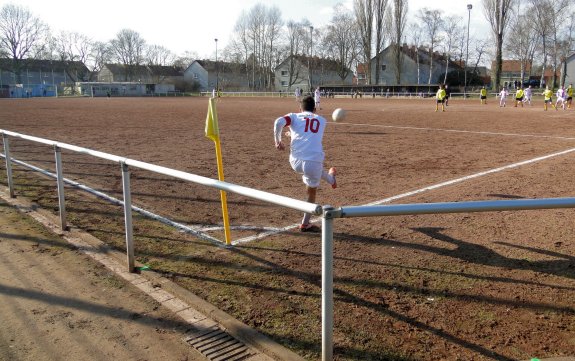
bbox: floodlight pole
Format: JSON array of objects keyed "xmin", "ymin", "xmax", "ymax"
[
  {"xmin": 309, "ymin": 26, "xmax": 314, "ymax": 92},
  {"xmin": 464, "ymin": 4, "xmax": 472, "ymax": 99},
  {"xmin": 215, "ymin": 38, "xmax": 219, "ymax": 92}
]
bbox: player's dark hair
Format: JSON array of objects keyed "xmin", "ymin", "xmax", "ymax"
[{"xmin": 301, "ymin": 95, "xmax": 315, "ymax": 112}]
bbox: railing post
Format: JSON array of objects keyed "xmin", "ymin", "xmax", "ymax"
[
  {"xmin": 2, "ymin": 133, "xmax": 15, "ymax": 198},
  {"xmin": 53, "ymin": 145, "xmax": 67, "ymax": 230},
  {"xmin": 121, "ymin": 162, "xmax": 135, "ymax": 272},
  {"xmin": 322, "ymin": 205, "xmax": 335, "ymax": 361}
]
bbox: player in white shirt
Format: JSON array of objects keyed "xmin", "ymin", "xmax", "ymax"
[
  {"xmin": 314, "ymin": 87, "xmax": 321, "ymax": 110},
  {"xmin": 555, "ymin": 86, "xmax": 566, "ymax": 110},
  {"xmin": 498, "ymin": 87, "xmax": 508, "ymax": 107},
  {"xmin": 523, "ymin": 85, "xmax": 533, "ymax": 105},
  {"xmin": 274, "ymin": 95, "xmax": 337, "ymax": 232},
  {"xmin": 294, "ymin": 87, "xmax": 301, "ymax": 102}
]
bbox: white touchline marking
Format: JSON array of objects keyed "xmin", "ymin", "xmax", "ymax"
[
  {"xmin": 332, "ymin": 122, "xmax": 575, "ymax": 141},
  {"xmin": 232, "ymin": 146, "xmax": 575, "ymax": 245},
  {"xmin": 362, "ymin": 146, "xmax": 575, "ymax": 206}
]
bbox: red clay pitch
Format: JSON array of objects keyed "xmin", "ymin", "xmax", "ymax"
[{"xmin": 2, "ymin": 96, "xmax": 575, "ymax": 360}]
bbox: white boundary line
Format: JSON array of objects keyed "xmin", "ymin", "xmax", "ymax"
[
  {"xmin": 232, "ymin": 146, "xmax": 575, "ymax": 245},
  {"xmin": 332, "ymin": 122, "xmax": 575, "ymax": 141}
]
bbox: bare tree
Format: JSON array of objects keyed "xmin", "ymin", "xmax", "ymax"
[
  {"xmin": 541, "ymin": 0, "xmax": 571, "ymax": 87},
  {"xmin": 471, "ymin": 38, "xmax": 490, "ymax": 81},
  {"xmin": 230, "ymin": 4, "xmax": 283, "ymax": 90},
  {"xmin": 354, "ymin": 0, "xmax": 373, "ymax": 84},
  {"xmin": 529, "ymin": 0, "xmax": 571, "ymax": 88},
  {"xmin": 391, "ymin": 0, "xmax": 408, "ymax": 84},
  {"xmin": 173, "ymin": 50, "xmax": 199, "ymax": 68},
  {"xmin": 53, "ymin": 31, "xmax": 92, "ymax": 82},
  {"xmin": 373, "ymin": 0, "xmax": 389, "ymax": 84},
  {"xmin": 87, "ymin": 41, "xmax": 111, "ymax": 80},
  {"xmin": 230, "ymin": 11, "xmax": 252, "ymax": 87},
  {"xmin": 418, "ymin": 8, "xmax": 444, "ymax": 84},
  {"xmin": 281, "ymin": 20, "xmax": 311, "ymax": 89},
  {"xmin": 441, "ymin": 15, "xmax": 463, "ymax": 84},
  {"xmin": 559, "ymin": 11, "xmax": 575, "ymax": 85},
  {"xmin": 0, "ymin": 4, "xmax": 48, "ymax": 82},
  {"xmin": 324, "ymin": 4, "xmax": 360, "ymax": 82},
  {"xmin": 408, "ymin": 23, "xmax": 423, "ymax": 84},
  {"xmin": 529, "ymin": 1, "xmax": 552, "ymax": 87},
  {"xmin": 56, "ymin": 31, "xmax": 91, "ymax": 64},
  {"xmin": 109, "ymin": 29, "xmax": 146, "ymax": 81},
  {"xmin": 145, "ymin": 44, "xmax": 175, "ymax": 66},
  {"xmin": 262, "ymin": 6, "xmax": 283, "ymax": 89},
  {"xmin": 505, "ymin": 4, "xmax": 539, "ymax": 85},
  {"xmin": 482, "ymin": 0, "xmax": 516, "ymax": 90}
]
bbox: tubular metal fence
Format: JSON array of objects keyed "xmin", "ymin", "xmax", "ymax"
[{"xmin": 2, "ymin": 129, "xmax": 575, "ymax": 361}]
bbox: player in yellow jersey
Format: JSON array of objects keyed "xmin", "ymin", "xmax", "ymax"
[
  {"xmin": 480, "ymin": 86, "xmax": 487, "ymax": 104},
  {"xmin": 567, "ymin": 84, "xmax": 573, "ymax": 109},
  {"xmin": 514, "ymin": 87, "xmax": 524, "ymax": 107},
  {"xmin": 435, "ymin": 84, "xmax": 446, "ymax": 112},
  {"xmin": 542, "ymin": 86, "xmax": 556, "ymax": 111}
]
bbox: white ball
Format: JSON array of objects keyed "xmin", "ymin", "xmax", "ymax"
[{"xmin": 332, "ymin": 108, "xmax": 346, "ymax": 122}]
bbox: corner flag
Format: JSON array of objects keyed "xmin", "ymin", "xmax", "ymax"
[
  {"xmin": 204, "ymin": 98, "xmax": 231, "ymax": 245},
  {"xmin": 205, "ymin": 98, "xmax": 220, "ymax": 142}
]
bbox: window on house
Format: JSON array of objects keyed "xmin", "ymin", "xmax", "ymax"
[
  {"xmin": 193, "ymin": 73, "xmax": 199, "ymax": 79},
  {"xmin": 381, "ymin": 64, "xmax": 387, "ymax": 71},
  {"xmin": 281, "ymin": 70, "xmax": 289, "ymax": 77},
  {"xmin": 281, "ymin": 81, "xmax": 288, "ymax": 87}
]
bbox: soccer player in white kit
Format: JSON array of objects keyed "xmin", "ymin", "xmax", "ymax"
[
  {"xmin": 314, "ymin": 87, "xmax": 321, "ymax": 110},
  {"xmin": 523, "ymin": 85, "xmax": 533, "ymax": 105},
  {"xmin": 498, "ymin": 87, "xmax": 508, "ymax": 107},
  {"xmin": 274, "ymin": 95, "xmax": 336, "ymax": 232},
  {"xmin": 294, "ymin": 87, "xmax": 301, "ymax": 102},
  {"xmin": 555, "ymin": 86, "xmax": 566, "ymax": 110}
]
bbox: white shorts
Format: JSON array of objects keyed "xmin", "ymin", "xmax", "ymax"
[{"xmin": 290, "ymin": 157, "xmax": 323, "ymax": 188}]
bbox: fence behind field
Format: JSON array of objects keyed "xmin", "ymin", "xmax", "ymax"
[{"xmin": 2, "ymin": 129, "xmax": 575, "ymax": 361}]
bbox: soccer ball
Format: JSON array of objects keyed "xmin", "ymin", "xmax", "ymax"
[{"xmin": 332, "ymin": 108, "xmax": 346, "ymax": 122}]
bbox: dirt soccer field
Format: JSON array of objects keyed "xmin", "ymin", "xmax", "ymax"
[{"xmin": 1, "ymin": 95, "xmax": 575, "ymax": 360}]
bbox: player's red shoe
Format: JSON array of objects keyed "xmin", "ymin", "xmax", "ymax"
[{"xmin": 329, "ymin": 167, "xmax": 337, "ymax": 189}]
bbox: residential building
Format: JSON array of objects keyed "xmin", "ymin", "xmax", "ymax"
[
  {"xmin": 97, "ymin": 64, "xmax": 183, "ymax": 85},
  {"xmin": 492, "ymin": 60, "xmax": 533, "ymax": 88},
  {"xmin": 183, "ymin": 60, "xmax": 249, "ymax": 92},
  {"xmin": 566, "ymin": 52, "xmax": 575, "ymax": 87},
  {"xmin": 0, "ymin": 58, "xmax": 89, "ymax": 86},
  {"xmin": 0, "ymin": 58, "xmax": 90, "ymax": 97},
  {"xmin": 354, "ymin": 63, "xmax": 368, "ymax": 85},
  {"xmin": 75, "ymin": 82, "xmax": 176, "ymax": 97},
  {"xmin": 493, "ymin": 60, "xmax": 563, "ymax": 89},
  {"xmin": 274, "ymin": 55, "xmax": 353, "ymax": 92},
  {"xmin": 369, "ymin": 44, "xmax": 463, "ymax": 85}
]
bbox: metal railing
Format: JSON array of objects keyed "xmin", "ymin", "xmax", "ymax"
[
  {"xmin": 2, "ymin": 129, "xmax": 575, "ymax": 360},
  {"xmin": 0, "ymin": 129, "xmax": 321, "ymax": 271}
]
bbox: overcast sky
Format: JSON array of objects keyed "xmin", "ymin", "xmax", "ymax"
[{"xmin": 6, "ymin": 0, "xmax": 488, "ymax": 59}]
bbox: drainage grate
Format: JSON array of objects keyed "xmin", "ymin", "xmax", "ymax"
[{"xmin": 185, "ymin": 325, "xmax": 254, "ymax": 361}]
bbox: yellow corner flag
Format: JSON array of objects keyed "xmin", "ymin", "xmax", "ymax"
[
  {"xmin": 205, "ymin": 98, "xmax": 232, "ymax": 245},
  {"xmin": 205, "ymin": 97, "xmax": 220, "ymax": 141}
]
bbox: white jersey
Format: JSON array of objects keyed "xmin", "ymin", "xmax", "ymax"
[
  {"xmin": 524, "ymin": 87, "xmax": 532, "ymax": 98},
  {"xmin": 499, "ymin": 89, "xmax": 508, "ymax": 99},
  {"xmin": 557, "ymin": 89, "xmax": 565, "ymax": 100},
  {"xmin": 314, "ymin": 89, "xmax": 321, "ymax": 103},
  {"xmin": 274, "ymin": 111, "xmax": 326, "ymax": 162}
]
